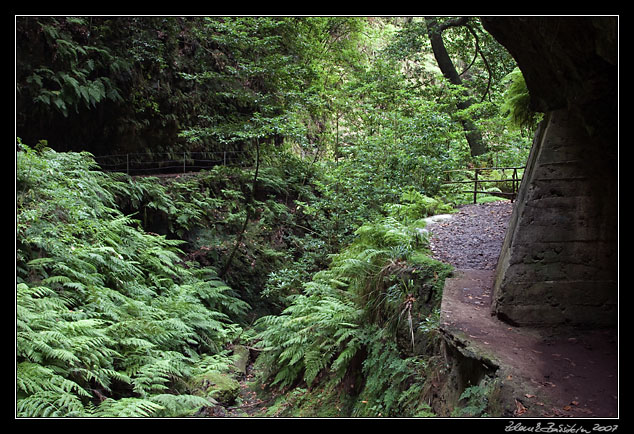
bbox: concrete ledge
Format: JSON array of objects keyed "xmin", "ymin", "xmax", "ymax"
[{"xmin": 438, "ymin": 269, "xmax": 618, "ymax": 417}]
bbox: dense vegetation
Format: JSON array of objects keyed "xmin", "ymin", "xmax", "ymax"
[{"xmin": 16, "ymin": 16, "xmax": 535, "ymax": 417}]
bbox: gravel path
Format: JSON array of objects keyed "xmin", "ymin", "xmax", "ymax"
[{"xmin": 428, "ymin": 200, "xmax": 514, "ymax": 270}]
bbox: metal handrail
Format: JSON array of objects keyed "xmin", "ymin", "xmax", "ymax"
[
  {"xmin": 93, "ymin": 150, "xmax": 253, "ymax": 175},
  {"xmin": 442, "ymin": 166, "xmax": 525, "ymax": 204}
]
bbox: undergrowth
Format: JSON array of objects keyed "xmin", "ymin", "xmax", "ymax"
[
  {"xmin": 253, "ymin": 189, "xmax": 453, "ymax": 417},
  {"xmin": 16, "ymin": 143, "xmax": 456, "ymax": 417},
  {"xmin": 16, "ymin": 144, "xmax": 249, "ymax": 417}
]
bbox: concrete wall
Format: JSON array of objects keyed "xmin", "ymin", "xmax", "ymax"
[{"xmin": 491, "ymin": 109, "xmax": 617, "ymax": 327}]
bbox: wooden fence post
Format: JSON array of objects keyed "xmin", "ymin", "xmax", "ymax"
[{"xmin": 473, "ymin": 168, "xmax": 479, "ymax": 204}]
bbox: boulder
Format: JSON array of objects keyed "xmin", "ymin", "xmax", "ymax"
[
  {"xmin": 232, "ymin": 344, "xmax": 250, "ymax": 375},
  {"xmin": 189, "ymin": 371, "xmax": 240, "ymax": 405}
]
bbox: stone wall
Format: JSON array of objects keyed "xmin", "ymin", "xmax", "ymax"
[{"xmin": 491, "ymin": 109, "xmax": 617, "ymax": 327}]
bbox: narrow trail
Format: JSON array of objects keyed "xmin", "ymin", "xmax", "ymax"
[
  {"xmin": 224, "ymin": 361, "xmax": 270, "ymax": 417},
  {"xmin": 427, "ymin": 200, "xmax": 618, "ymax": 418}
]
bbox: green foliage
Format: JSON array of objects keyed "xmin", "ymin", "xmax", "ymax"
[
  {"xmin": 351, "ymin": 326, "xmax": 431, "ymax": 417},
  {"xmin": 253, "ymin": 188, "xmax": 453, "ymax": 416},
  {"xmin": 500, "ymin": 67, "xmax": 543, "ymax": 132},
  {"xmin": 439, "ymin": 166, "xmax": 526, "ymax": 206},
  {"xmin": 16, "ymin": 140, "xmax": 457, "ymax": 417},
  {"xmin": 254, "ymin": 271, "xmax": 363, "ymax": 388},
  {"xmin": 18, "ymin": 17, "xmax": 125, "ymax": 119},
  {"xmin": 386, "ymin": 188, "xmax": 454, "ymax": 224},
  {"xmin": 452, "ymin": 384, "xmax": 491, "ymax": 417},
  {"xmin": 16, "ymin": 16, "xmax": 533, "ymax": 418},
  {"xmin": 16, "ymin": 144, "xmax": 248, "ymax": 417}
]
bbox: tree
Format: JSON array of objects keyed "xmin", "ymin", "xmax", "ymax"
[
  {"xmin": 15, "ymin": 17, "xmax": 128, "ymax": 152},
  {"xmin": 424, "ymin": 17, "xmax": 487, "ymax": 157}
]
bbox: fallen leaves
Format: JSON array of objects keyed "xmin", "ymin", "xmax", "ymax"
[{"xmin": 514, "ymin": 399, "xmax": 527, "ymax": 416}]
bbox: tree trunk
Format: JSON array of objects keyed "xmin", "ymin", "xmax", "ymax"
[
  {"xmin": 220, "ymin": 138, "xmax": 260, "ymax": 279},
  {"xmin": 425, "ymin": 17, "xmax": 487, "ymax": 157}
]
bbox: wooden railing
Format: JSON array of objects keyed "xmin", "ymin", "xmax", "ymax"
[{"xmin": 442, "ymin": 166, "xmax": 525, "ymax": 204}]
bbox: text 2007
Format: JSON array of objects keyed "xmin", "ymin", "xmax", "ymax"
[{"xmin": 592, "ymin": 426, "xmax": 618, "ymax": 433}]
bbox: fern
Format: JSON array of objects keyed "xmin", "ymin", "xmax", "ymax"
[
  {"xmin": 351, "ymin": 326, "xmax": 430, "ymax": 417},
  {"xmin": 91, "ymin": 397, "xmax": 164, "ymax": 417},
  {"xmin": 148, "ymin": 394, "xmax": 212, "ymax": 417},
  {"xmin": 17, "ymin": 390, "xmax": 88, "ymax": 417},
  {"xmin": 253, "ymin": 188, "xmax": 453, "ymax": 417},
  {"xmin": 16, "ymin": 145, "xmax": 245, "ymax": 417},
  {"xmin": 500, "ymin": 67, "xmax": 543, "ymax": 132},
  {"xmin": 17, "ymin": 362, "xmax": 90, "ymax": 399},
  {"xmin": 452, "ymin": 385, "xmax": 490, "ymax": 417},
  {"xmin": 255, "ymin": 283, "xmax": 363, "ymax": 388}
]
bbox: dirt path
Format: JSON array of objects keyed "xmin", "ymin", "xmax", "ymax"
[
  {"xmin": 441, "ymin": 270, "xmax": 618, "ymax": 418},
  {"xmin": 429, "ymin": 200, "xmax": 618, "ymax": 418},
  {"xmin": 224, "ymin": 361, "xmax": 270, "ymax": 417}
]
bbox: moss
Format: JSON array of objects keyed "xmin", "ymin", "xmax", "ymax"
[
  {"xmin": 189, "ymin": 371, "xmax": 240, "ymax": 405},
  {"xmin": 232, "ymin": 345, "xmax": 250, "ymax": 375},
  {"xmin": 258, "ymin": 384, "xmax": 356, "ymax": 417}
]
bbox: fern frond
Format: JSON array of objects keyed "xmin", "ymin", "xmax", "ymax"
[
  {"xmin": 17, "ymin": 362, "xmax": 90, "ymax": 398},
  {"xmin": 149, "ymin": 394, "xmax": 212, "ymax": 417},
  {"xmin": 17, "ymin": 147, "xmax": 251, "ymax": 417},
  {"xmin": 92, "ymin": 397, "xmax": 163, "ymax": 417},
  {"xmin": 17, "ymin": 390, "xmax": 87, "ymax": 417}
]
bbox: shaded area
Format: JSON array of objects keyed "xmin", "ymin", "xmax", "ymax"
[
  {"xmin": 440, "ymin": 270, "xmax": 617, "ymax": 417},
  {"xmin": 481, "ymin": 17, "xmax": 617, "ymax": 329}
]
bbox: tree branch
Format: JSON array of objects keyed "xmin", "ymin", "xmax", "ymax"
[
  {"xmin": 424, "ymin": 16, "xmax": 487, "ymax": 157},
  {"xmin": 436, "ymin": 16, "xmax": 470, "ymax": 32},
  {"xmin": 459, "ymin": 44, "xmax": 479, "ymax": 77},
  {"xmin": 464, "ymin": 24, "xmax": 493, "ymax": 102}
]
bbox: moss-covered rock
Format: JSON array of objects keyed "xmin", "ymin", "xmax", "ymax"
[
  {"xmin": 232, "ymin": 345, "xmax": 250, "ymax": 375},
  {"xmin": 189, "ymin": 371, "xmax": 240, "ymax": 405}
]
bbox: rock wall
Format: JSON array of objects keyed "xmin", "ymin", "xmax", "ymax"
[
  {"xmin": 480, "ymin": 17, "xmax": 618, "ymax": 328},
  {"xmin": 481, "ymin": 17, "xmax": 617, "ymax": 140},
  {"xmin": 491, "ymin": 109, "xmax": 617, "ymax": 327}
]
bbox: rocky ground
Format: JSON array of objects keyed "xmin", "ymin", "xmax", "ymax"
[{"xmin": 428, "ymin": 199, "xmax": 513, "ymax": 270}]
